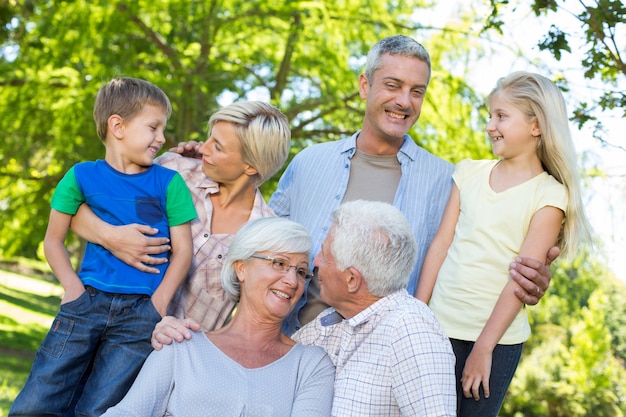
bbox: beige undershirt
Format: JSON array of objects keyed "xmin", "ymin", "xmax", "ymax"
[{"xmin": 342, "ymin": 150, "xmax": 401, "ymax": 204}]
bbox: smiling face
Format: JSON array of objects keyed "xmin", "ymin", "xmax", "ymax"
[
  {"xmin": 486, "ymin": 91, "xmax": 541, "ymax": 160},
  {"xmin": 359, "ymin": 53, "xmax": 430, "ymax": 147},
  {"xmin": 198, "ymin": 121, "xmax": 256, "ymax": 184},
  {"xmin": 238, "ymin": 251, "xmax": 309, "ymax": 320},
  {"xmin": 116, "ymin": 104, "xmax": 167, "ymax": 170}
]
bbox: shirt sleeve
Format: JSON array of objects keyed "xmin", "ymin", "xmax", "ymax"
[
  {"xmin": 452, "ymin": 158, "xmax": 482, "ymax": 190},
  {"xmin": 50, "ymin": 166, "xmax": 85, "ymax": 215},
  {"xmin": 537, "ymin": 176, "xmax": 568, "ymax": 214},
  {"xmin": 390, "ymin": 313, "xmax": 457, "ymax": 416},
  {"xmin": 165, "ymin": 172, "xmax": 197, "ymax": 226},
  {"xmin": 290, "ymin": 346, "xmax": 336, "ymax": 416},
  {"xmin": 268, "ymin": 156, "xmax": 297, "ymax": 217},
  {"xmin": 101, "ymin": 347, "xmax": 175, "ymax": 416}
]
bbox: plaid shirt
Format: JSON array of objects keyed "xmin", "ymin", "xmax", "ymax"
[
  {"xmin": 293, "ymin": 290, "xmax": 457, "ymax": 417},
  {"xmin": 158, "ymin": 152, "xmax": 275, "ymax": 331}
]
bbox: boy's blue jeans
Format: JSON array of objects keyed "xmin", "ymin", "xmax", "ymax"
[
  {"xmin": 451, "ymin": 338, "xmax": 523, "ymax": 417},
  {"xmin": 9, "ymin": 286, "xmax": 161, "ymax": 417}
]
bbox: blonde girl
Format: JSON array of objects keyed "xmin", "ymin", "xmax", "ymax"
[{"xmin": 416, "ymin": 71, "xmax": 592, "ymax": 417}]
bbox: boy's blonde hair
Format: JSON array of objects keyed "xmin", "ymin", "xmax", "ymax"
[{"xmin": 93, "ymin": 77, "xmax": 172, "ymax": 141}]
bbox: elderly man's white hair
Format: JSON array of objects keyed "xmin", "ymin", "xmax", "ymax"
[{"xmin": 329, "ymin": 200, "xmax": 417, "ymax": 297}]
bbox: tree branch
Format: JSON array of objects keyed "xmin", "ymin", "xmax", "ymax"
[
  {"xmin": 116, "ymin": 3, "xmax": 182, "ymax": 71},
  {"xmin": 271, "ymin": 11, "xmax": 301, "ymax": 102}
]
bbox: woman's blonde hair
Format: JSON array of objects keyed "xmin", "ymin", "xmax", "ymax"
[
  {"xmin": 489, "ymin": 71, "xmax": 593, "ymax": 257},
  {"xmin": 208, "ymin": 101, "xmax": 290, "ymax": 187}
]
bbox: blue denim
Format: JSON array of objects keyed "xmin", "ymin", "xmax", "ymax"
[
  {"xmin": 9, "ymin": 286, "xmax": 161, "ymax": 417},
  {"xmin": 451, "ymin": 338, "xmax": 523, "ymax": 417}
]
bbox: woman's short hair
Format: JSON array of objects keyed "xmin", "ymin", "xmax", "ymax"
[
  {"xmin": 208, "ymin": 101, "xmax": 291, "ymax": 187},
  {"xmin": 221, "ymin": 217, "xmax": 312, "ymax": 302},
  {"xmin": 329, "ymin": 200, "xmax": 417, "ymax": 297}
]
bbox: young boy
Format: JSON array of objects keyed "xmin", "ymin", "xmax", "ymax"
[{"xmin": 9, "ymin": 78, "xmax": 196, "ymax": 417}]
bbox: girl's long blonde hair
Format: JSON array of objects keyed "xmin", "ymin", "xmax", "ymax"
[{"xmin": 489, "ymin": 71, "xmax": 593, "ymax": 258}]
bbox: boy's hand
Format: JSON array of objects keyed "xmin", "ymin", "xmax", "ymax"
[
  {"xmin": 61, "ymin": 283, "xmax": 86, "ymax": 305},
  {"xmin": 151, "ymin": 316, "xmax": 201, "ymax": 350}
]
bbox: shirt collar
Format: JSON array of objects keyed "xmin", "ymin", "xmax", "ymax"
[
  {"xmin": 319, "ymin": 289, "xmax": 408, "ymax": 328},
  {"xmin": 342, "ymin": 131, "xmax": 420, "ymax": 163},
  {"xmin": 195, "ymin": 176, "xmax": 220, "ymax": 194}
]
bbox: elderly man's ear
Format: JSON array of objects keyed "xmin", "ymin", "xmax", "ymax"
[{"xmin": 345, "ymin": 267, "xmax": 364, "ymax": 294}]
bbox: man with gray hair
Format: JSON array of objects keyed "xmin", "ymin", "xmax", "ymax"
[
  {"xmin": 292, "ymin": 200, "xmax": 456, "ymax": 416},
  {"xmin": 271, "ymin": 34, "xmax": 557, "ymax": 335}
]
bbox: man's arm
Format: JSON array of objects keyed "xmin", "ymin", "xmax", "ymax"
[
  {"xmin": 267, "ymin": 153, "xmax": 298, "ymax": 217},
  {"xmin": 510, "ymin": 246, "xmax": 560, "ymax": 305},
  {"xmin": 70, "ymin": 204, "xmax": 170, "ymax": 274}
]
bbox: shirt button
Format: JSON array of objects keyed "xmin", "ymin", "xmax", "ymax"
[{"xmin": 204, "ymin": 234, "xmax": 209, "ymax": 238}]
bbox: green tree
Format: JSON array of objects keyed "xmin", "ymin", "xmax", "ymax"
[
  {"xmin": 485, "ymin": 0, "xmax": 626, "ymax": 150},
  {"xmin": 0, "ymin": 0, "xmax": 489, "ymax": 263},
  {"xmin": 502, "ymin": 254, "xmax": 626, "ymax": 416},
  {"xmin": 2, "ymin": 2, "xmax": 625, "ymax": 416}
]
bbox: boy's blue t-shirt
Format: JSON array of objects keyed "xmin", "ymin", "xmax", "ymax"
[{"xmin": 51, "ymin": 160, "xmax": 197, "ymax": 295}]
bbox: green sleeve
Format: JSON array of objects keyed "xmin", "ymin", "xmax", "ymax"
[
  {"xmin": 165, "ymin": 173, "xmax": 197, "ymax": 226},
  {"xmin": 50, "ymin": 166, "xmax": 85, "ymax": 215}
]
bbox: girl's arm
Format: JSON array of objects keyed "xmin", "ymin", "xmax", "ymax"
[
  {"xmin": 151, "ymin": 222, "xmax": 193, "ymax": 317},
  {"xmin": 415, "ymin": 184, "xmax": 460, "ymax": 303},
  {"xmin": 461, "ymin": 205, "xmax": 564, "ymax": 400},
  {"xmin": 44, "ymin": 209, "xmax": 85, "ymax": 304}
]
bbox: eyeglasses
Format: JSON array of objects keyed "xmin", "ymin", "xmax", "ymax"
[{"xmin": 250, "ymin": 254, "xmax": 313, "ymax": 282}]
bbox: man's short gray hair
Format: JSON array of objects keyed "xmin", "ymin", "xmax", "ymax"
[
  {"xmin": 329, "ymin": 200, "xmax": 417, "ymax": 297},
  {"xmin": 364, "ymin": 35, "xmax": 431, "ymax": 83}
]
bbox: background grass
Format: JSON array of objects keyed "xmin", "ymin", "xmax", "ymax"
[{"xmin": 0, "ymin": 264, "xmax": 60, "ymax": 416}]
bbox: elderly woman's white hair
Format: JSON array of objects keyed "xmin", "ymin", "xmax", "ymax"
[
  {"xmin": 329, "ymin": 200, "xmax": 417, "ymax": 297},
  {"xmin": 221, "ymin": 217, "xmax": 312, "ymax": 302}
]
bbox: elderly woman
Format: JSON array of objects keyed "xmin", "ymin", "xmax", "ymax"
[
  {"xmin": 71, "ymin": 101, "xmax": 291, "ymax": 331},
  {"xmin": 102, "ymin": 217, "xmax": 335, "ymax": 416}
]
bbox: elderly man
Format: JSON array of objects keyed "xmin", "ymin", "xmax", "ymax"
[{"xmin": 292, "ymin": 200, "xmax": 456, "ymax": 416}]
